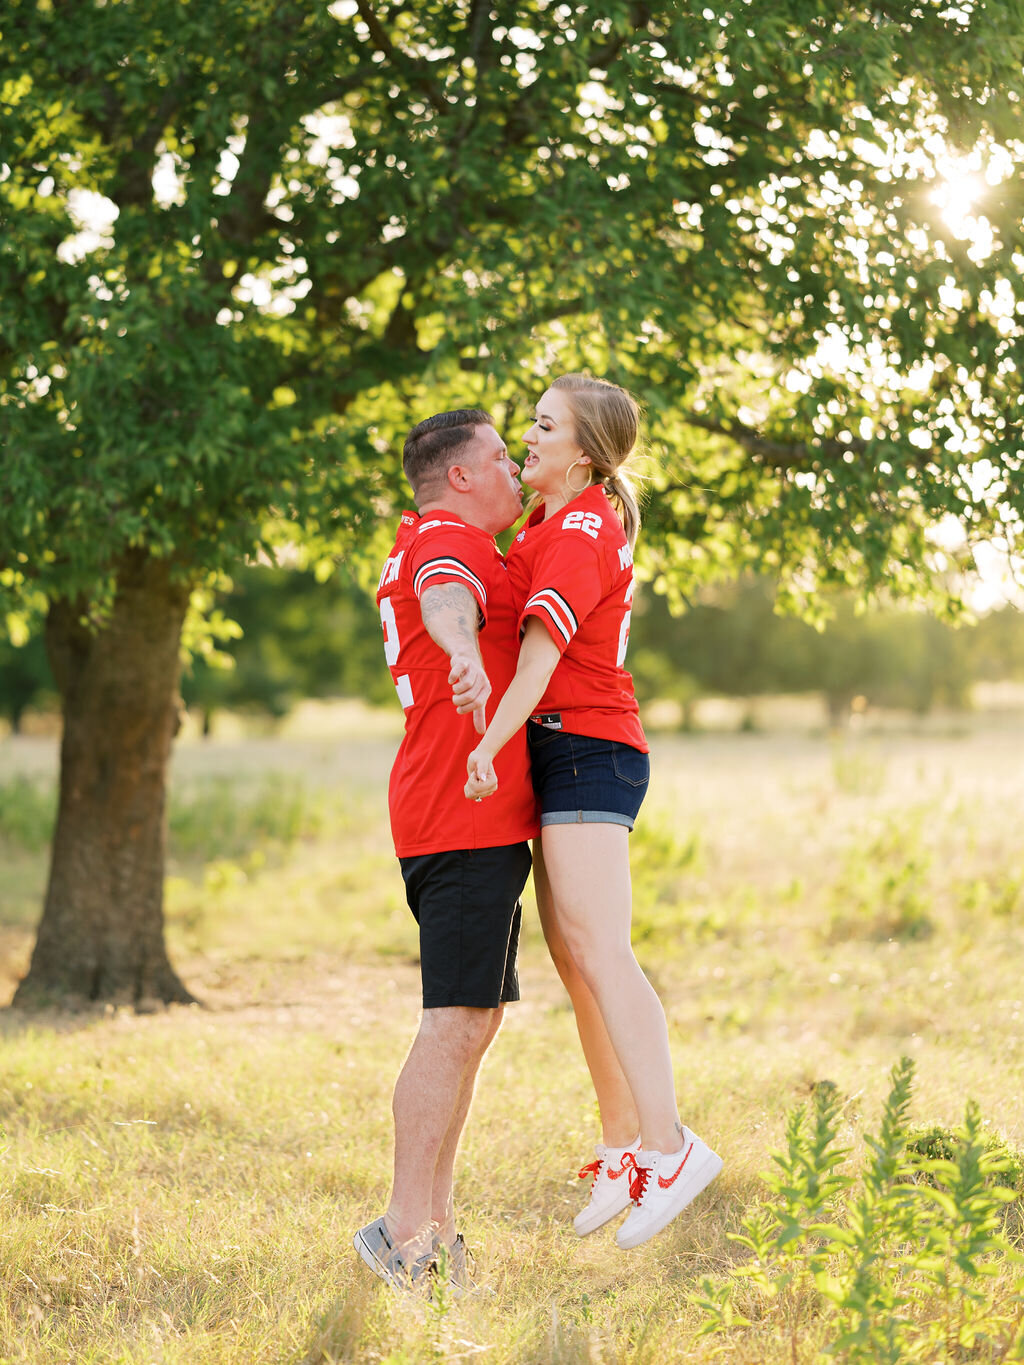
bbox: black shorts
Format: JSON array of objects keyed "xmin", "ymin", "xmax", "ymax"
[{"xmin": 399, "ymin": 842, "xmax": 532, "ymax": 1009}]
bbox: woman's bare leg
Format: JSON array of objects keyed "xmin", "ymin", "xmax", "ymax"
[
  {"xmin": 540, "ymin": 823, "xmax": 682, "ymax": 1154},
  {"xmin": 533, "ymin": 839, "xmax": 639, "ymax": 1146}
]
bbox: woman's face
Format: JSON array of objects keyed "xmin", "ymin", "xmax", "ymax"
[{"xmin": 521, "ymin": 387, "xmax": 590, "ymax": 498}]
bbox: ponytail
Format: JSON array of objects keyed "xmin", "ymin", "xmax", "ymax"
[{"xmin": 604, "ymin": 472, "xmax": 641, "ymax": 550}]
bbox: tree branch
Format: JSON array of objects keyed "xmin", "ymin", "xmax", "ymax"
[
  {"xmin": 353, "ymin": 0, "xmax": 449, "ymax": 114},
  {"xmin": 107, "ymin": 81, "xmax": 185, "ymax": 208},
  {"xmin": 218, "ymin": 104, "xmax": 291, "ymax": 249},
  {"xmin": 681, "ymin": 411, "xmax": 867, "ymax": 469},
  {"xmin": 587, "ymin": 4, "xmax": 653, "ymax": 71}
]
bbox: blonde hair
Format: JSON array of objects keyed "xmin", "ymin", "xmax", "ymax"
[{"xmin": 550, "ymin": 374, "xmax": 643, "ymax": 549}]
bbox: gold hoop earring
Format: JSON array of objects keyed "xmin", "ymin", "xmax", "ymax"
[{"xmin": 565, "ymin": 458, "xmax": 592, "ymax": 494}]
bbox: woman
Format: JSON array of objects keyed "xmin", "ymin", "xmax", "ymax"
[{"xmin": 464, "ymin": 374, "xmax": 722, "ymax": 1249}]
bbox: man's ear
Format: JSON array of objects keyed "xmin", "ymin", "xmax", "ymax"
[{"xmin": 447, "ymin": 463, "xmax": 471, "ymax": 491}]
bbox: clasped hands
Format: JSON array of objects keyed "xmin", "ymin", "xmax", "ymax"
[{"xmin": 448, "ymin": 651, "xmax": 498, "ymax": 801}]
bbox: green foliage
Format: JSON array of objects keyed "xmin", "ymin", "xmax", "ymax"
[
  {"xmin": 630, "ymin": 578, "xmax": 980, "ymax": 723},
  {"xmin": 2, "ymin": 2, "xmax": 1024, "ymax": 616},
  {"xmin": 0, "ymin": 770, "xmax": 336, "ymax": 866},
  {"xmin": 0, "ymin": 630, "xmax": 53, "ymax": 732},
  {"xmin": 830, "ymin": 743, "xmax": 887, "ymax": 796},
  {"xmin": 167, "ymin": 776, "xmax": 334, "ymax": 865},
  {"xmin": 954, "ymin": 867, "xmax": 1024, "ymax": 920},
  {"xmin": 180, "ymin": 565, "xmax": 394, "ymax": 728},
  {"xmin": 629, "ymin": 818, "xmax": 711, "ymax": 940},
  {"xmin": 826, "ymin": 814, "xmax": 935, "ymax": 942},
  {"xmin": 906, "ymin": 1123, "xmax": 1024, "ymax": 1200},
  {"xmin": 696, "ymin": 1058, "xmax": 1024, "ymax": 1363},
  {"xmin": 972, "ymin": 607, "xmax": 1024, "ymax": 682},
  {"xmin": 0, "ymin": 775, "xmax": 55, "ymax": 852}
]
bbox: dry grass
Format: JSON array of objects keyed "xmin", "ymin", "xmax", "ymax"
[{"xmin": 1, "ymin": 711, "xmax": 1023, "ymax": 1362}]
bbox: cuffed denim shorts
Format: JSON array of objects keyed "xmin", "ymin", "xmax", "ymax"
[{"xmin": 527, "ymin": 721, "xmax": 650, "ymax": 830}]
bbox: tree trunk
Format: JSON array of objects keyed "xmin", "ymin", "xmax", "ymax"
[{"xmin": 13, "ymin": 553, "xmax": 195, "ymax": 1008}]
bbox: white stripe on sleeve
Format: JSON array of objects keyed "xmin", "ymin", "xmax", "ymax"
[
  {"xmin": 414, "ymin": 557, "xmax": 487, "ymax": 604},
  {"xmin": 524, "ymin": 588, "xmax": 577, "ymax": 646}
]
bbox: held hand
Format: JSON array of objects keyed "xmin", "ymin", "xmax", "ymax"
[
  {"xmin": 464, "ymin": 748, "xmax": 498, "ymax": 800},
  {"xmin": 448, "ymin": 653, "xmax": 491, "ymax": 722}
]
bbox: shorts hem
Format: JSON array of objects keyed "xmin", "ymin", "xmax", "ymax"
[
  {"xmin": 422, "ymin": 996, "xmax": 519, "ymax": 1009},
  {"xmin": 540, "ymin": 810, "xmax": 636, "ymax": 830}
]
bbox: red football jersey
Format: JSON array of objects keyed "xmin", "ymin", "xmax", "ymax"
[
  {"xmin": 377, "ymin": 509, "xmax": 539, "ymax": 856},
  {"xmin": 506, "ymin": 484, "xmax": 648, "ymax": 751}
]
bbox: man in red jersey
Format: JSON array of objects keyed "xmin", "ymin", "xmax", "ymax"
[{"xmin": 354, "ymin": 409, "xmax": 538, "ymax": 1293}]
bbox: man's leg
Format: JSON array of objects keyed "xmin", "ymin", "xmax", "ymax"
[
  {"xmin": 386, "ymin": 1004, "xmax": 499, "ymax": 1259},
  {"xmin": 430, "ymin": 1005, "xmax": 504, "ymax": 1245}
]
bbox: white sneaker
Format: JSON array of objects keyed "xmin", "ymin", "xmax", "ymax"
[
  {"xmin": 615, "ymin": 1128, "xmax": 722, "ymax": 1249},
  {"xmin": 573, "ymin": 1135, "xmax": 641, "ymax": 1236}
]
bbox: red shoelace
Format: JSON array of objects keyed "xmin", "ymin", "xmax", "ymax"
[
  {"xmin": 620, "ymin": 1151, "xmax": 650, "ymax": 1204},
  {"xmin": 577, "ymin": 1158, "xmax": 603, "ymax": 1189}
]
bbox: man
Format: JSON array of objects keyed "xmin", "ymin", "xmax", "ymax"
[{"xmin": 354, "ymin": 409, "xmax": 539, "ymax": 1291}]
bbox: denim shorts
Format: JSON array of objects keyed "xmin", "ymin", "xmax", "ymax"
[{"xmin": 527, "ymin": 722, "xmax": 650, "ymax": 829}]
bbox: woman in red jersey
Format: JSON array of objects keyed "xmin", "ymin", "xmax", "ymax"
[{"xmin": 464, "ymin": 374, "xmax": 721, "ymax": 1250}]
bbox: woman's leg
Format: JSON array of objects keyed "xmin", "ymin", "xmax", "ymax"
[
  {"xmin": 540, "ymin": 822, "xmax": 682, "ymax": 1154},
  {"xmin": 534, "ymin": 839, "xmax": 639, "ymax": 1147}
]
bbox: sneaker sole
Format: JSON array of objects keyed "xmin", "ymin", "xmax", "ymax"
[
  {"xmin": 615, "ymin": 1148, "xmax": 723, "ymax": 1250},
  {"xmin": 353, "ymin": 1228, "xmax": 424, "ymax": 1292},
  {"xmin": 573, "ymin": 1189, "xmax": 634, "ymax": 1236},
  {"xmin": 353, "ymin": 1228, "xmax": 395, "ymax": 1286}
]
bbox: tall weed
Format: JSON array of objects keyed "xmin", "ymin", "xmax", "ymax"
[{"xmin": 695, "ymin": 1058, "xmax": 1024, "ymax": 1363}]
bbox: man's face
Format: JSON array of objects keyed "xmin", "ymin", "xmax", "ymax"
[{"xmin": 460, "ymin": 424, "xmax": 524, "ymax": 534}]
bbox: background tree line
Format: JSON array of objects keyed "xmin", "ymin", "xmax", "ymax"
[{"xmin": 4, "ymin": 573, "xmax": 1023, "ymax": 736}]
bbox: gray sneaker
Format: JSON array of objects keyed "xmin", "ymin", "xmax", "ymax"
[
  {"xmin": 353, "ymin": 1217, "xmax": 435, "ymax": 1293},
  {"xmin": 434, "ymin": 1233, "xmax": 473, "ymax": 1295}
]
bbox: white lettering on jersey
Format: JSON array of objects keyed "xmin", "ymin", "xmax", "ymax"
[
  {"xmin": 618, "ymin": 543, "xmax": 633, "ymax": 570},
  {"xmin": 380, "ymin": 595, "xmax": 401, "ymax": 666},
  {"xmin": 378, "ymin": 549, "xmax": 405, "ymax": 591},
  {"xmin": 563, "ymin": 509, "xmax": 602, "ymax": 539},
  {"xmin": 417, "ymin": 518, "xmax": 464, "ymax": 533},
  {"xmin": 379, "ymin": 596, "xmax": 415, "ymax": 709},
  {"xmin": 616, "ymin": 580, "xmax": 635, "ymax": 668}
]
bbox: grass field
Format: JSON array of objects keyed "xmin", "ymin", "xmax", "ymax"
[{"xmin": 2, "ymin": 711, "xmax": 1024, "ymax": 1363}]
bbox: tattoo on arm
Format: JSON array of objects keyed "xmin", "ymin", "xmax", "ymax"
[{"xmin": 420, "ymin": 584, "xmax": 480, "ymax": 648}]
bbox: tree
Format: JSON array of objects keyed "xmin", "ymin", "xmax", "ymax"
[
  {"xmin": 2, "ymin": 1, "xmax": 1022, "ymax": 1004},
  {"xmin": 630, "ymin": 578, "xmax": 973, "ymax": 726}
]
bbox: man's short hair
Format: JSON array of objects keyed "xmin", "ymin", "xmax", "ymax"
[{"xmin": 402, "ymin": 408, "xmax": 494, "ymax": 498}]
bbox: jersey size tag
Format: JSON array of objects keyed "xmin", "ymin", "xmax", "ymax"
[{"xmin": 530, "ymin": 712, "xmax": 563, "ymax": 730}]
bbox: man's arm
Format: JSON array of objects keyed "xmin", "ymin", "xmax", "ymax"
[
  {"xmin": 464, "ymin": 616, "xmax": 560, "ymax": 796},
  {"xmin": 420, "ymin": 582, "xmax": 490, "ymax": 734}
]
